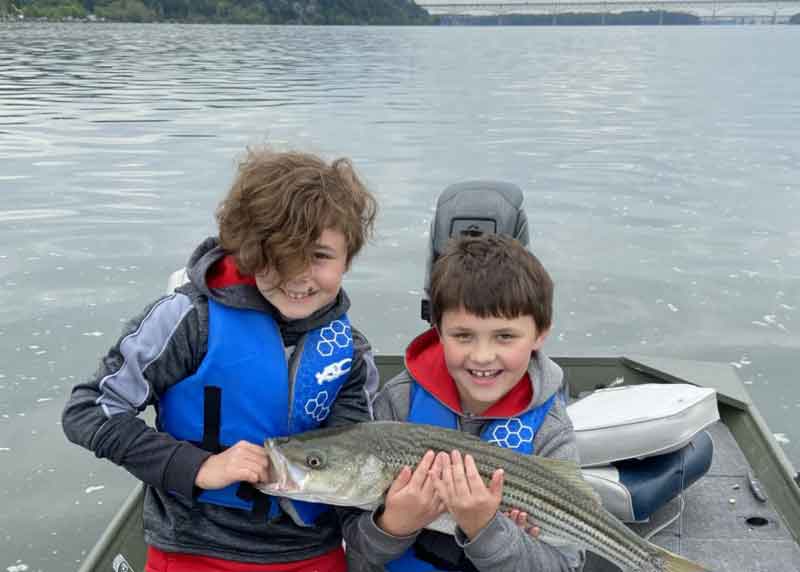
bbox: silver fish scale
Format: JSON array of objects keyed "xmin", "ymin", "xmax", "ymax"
[
  {"xmin": 454, "ymin": 441, "xmax": 653, "ymax": 569},
  {"xmin": 351, "ymin": 422, "xmax": 663, "ymax": 572}
]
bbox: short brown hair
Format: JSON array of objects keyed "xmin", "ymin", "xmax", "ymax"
[
  {"xmin": 216, "ymin": 148, "xmax": 377, "ymax": 279},
  {"xmin": 429, "ymin": 234, "xmax": 553, "ymax": 332}
]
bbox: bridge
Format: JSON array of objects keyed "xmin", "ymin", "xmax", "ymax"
[{"xmin": 417, "ymin": 0, "xmax": 800, "ymax": 22}]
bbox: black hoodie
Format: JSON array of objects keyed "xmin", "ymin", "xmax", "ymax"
[{"xmin": 62, "ymin": 237, "xmax": 378, "ymax": 563}]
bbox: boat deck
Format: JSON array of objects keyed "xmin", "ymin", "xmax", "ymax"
[{"xmin": 585, "ymin": 421, "xmax": 800, "ymax": 571}]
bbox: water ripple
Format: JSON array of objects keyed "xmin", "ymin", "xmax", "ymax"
[{"xmin": 0, "ymin": 208, "xmax": 79, "ymax": 222}]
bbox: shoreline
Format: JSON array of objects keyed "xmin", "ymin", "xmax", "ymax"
[
  {"xmin": 3, "ymin": 14, "xmax": 798, "ymax": 25},
  {"xmin": 3, "ymin": 17, "xmax": 798, "ymax": 25}
]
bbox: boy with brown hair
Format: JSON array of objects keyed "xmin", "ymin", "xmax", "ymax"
[
  {"xmin": 62, "ymin": 148, "xmax": 378, "ymax": 572},
  {"xmin": 348, "ymin": 233, "xmax": 582, "ymax": 572}
]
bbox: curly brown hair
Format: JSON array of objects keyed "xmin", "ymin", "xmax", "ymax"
[
  {"xmin": 216, "ymin": 147, "xmax": 377, "ymax": 281},
  {"xmin": 429, "ymin": 234, "xmax": 553, "ymax": 333}
]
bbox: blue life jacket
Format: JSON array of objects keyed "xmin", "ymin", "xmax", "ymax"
[
  {"xmin": 385, "ymin": 382, "xmax": 555, "ymax": 572},
  {"xmin": 159, "ymin": 299, "xmax": 354, "ymax": 524}
]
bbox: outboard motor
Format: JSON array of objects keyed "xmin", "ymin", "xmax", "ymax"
[{"xmin": 421, "ymin": 181, "xmax": 530, "ymax": 323}]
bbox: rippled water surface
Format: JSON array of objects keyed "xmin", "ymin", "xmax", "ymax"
[{"xmin": 1, "ymin": 22, "xmax": 799, "ymax": 571}]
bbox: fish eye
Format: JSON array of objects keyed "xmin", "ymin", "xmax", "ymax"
[{"xmin": 306, "ymin": 451, "xmax": 327, "ymax": 470}]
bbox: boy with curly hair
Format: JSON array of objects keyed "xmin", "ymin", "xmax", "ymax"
[{"xmin": 63, "ymin": 148, "xmax": 378, "ymax": 572}]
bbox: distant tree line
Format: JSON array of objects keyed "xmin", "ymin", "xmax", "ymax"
[
  {"xmin": 437, "ymin": 11, "xmax": 701, "ymax": 25},
  {"xmin": 1, "ymin": 0, "xmax": 22, "ymax": 16},
  {"xmin": 4, "ymin": 0, "xmax": 795, "ymax": 24},
  {"xmin": 3, "ymin": 0, "xmax": 433, "ymax": 23}
]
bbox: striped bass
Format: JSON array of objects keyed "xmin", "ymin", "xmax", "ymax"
[{"xmin": 258, "ymin": 421, "xmax": 711, "ymax": 572}]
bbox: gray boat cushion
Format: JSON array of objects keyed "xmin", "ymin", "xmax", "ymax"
[
  {"xmin": 567, "ymin": 383, "xmax": 719, "ymax": 467},
  {"xmin": 582, "ymin": 430, "xmax": 714, "ymax": 522}
]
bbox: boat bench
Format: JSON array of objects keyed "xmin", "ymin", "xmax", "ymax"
[{"xmin": 567, "ymin": 383, "xmax": 718, "ymax": 523}]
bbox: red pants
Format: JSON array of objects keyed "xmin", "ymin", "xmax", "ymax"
[{"xmin": 145, "ymin": 545, "xmax": 347, "ymax": 572}]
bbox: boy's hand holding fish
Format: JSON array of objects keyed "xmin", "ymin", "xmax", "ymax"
[
  {"xmin": 377, "ymin": 448, "xmax": 540, "ymax": 541},
  {"xmin": 505, "ymin": 508, "xmax": 540, "ymax": 538},
  {"xmin": 377, "ymin": 449, "xmax": 447, "ymax": 536},
  {"xmin": 195, "ymin": 440, "xmax": 271, "ymax": 490},
  {"xmin": 431, "ymin": 450, "xmax": 505, "ymax": 539}
]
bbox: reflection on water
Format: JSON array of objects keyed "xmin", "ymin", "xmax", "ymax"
[{"xmin": 1, "ymin": 22, "xmax": 799, "ymax": 571}]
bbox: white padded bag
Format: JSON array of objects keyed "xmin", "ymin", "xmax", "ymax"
[{"xmin": 566, "ymin": 383, "xmax": 719, "ymax": 468}]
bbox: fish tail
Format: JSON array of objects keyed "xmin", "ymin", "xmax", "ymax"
[{"xmin": 655, "ymin": 544, "xmax": 713, "ymax": 572}]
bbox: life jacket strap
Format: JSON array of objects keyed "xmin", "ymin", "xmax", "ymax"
[
  {"xmin": 235, "ymin": 483, "xmax": 271, "ymax": 520},
  {"xmin": 194, "ymin": 385, "xmax": 272, "ymax": 519},
  {"xmin": 201, "ymin": 385, "xmax": 222, "ymax": 453}
]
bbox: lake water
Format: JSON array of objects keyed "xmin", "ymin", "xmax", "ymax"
[{"xmin": 0, "ymin": 22, "xmax": 798, "ymax": 571}]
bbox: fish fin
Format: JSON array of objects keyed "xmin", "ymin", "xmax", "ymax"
[
  {"xmin": 654, "ymin": 544, "xmax": 713, "ymax": 572},
  {"xmin": 535, "ymin": 457, "xmax": 603, "ymax": 506},
  {"xmin": 278, "ymin": 498, "xmax": 313, "ymax": 528}
]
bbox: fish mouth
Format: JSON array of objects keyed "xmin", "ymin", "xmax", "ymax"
[
  {"xmin": 262, "ymin": 439, "xmax": 308, "ymax": 494},
  {"xmin": 259, "ymin": 440, "xmax": 387, "ymax": 509},
  {"xmin": 260, "ymin": 440, "xmax": 345, "ymax": 505}
]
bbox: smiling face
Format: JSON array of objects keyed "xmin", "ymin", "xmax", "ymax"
[
  {"xmin": 439, "ymin": 307, "xmax": 549, "ymax": 415},
  {"xmin": 255, "ymin": 228, "xmax": 348, "ymax": 320}
]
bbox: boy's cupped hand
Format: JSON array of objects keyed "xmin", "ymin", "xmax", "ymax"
[
  {"xmin": 430, "ymin": 450, "xmax": 504, "ymax": 540},
  {"xmin": 377, "ymin": 450, "xmax": 446, "ymax": 537},
  {"xmin": 195, "ymin": 440, "xmax": 271, "ymax": 490}
]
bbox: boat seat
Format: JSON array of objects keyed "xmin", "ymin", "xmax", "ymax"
[
  {"xmin": 566, "ymin": 383, "xmax": 718, "ymax": 522},
  {"xmin": 567, "ymin": 383, "xmax": 719, "ymax": 467},
  {"xmin": 582, "ymin": 430, "xmax": 714, "ymax": 522}
]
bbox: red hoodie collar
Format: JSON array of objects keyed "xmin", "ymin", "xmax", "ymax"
[
  {"xmin": 206, "ymin": 255, "xmax": 256, "ymax": 289},
  {"xmin": 405, "ymin": 328, "xmax": 533, "ymax": 417}
]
